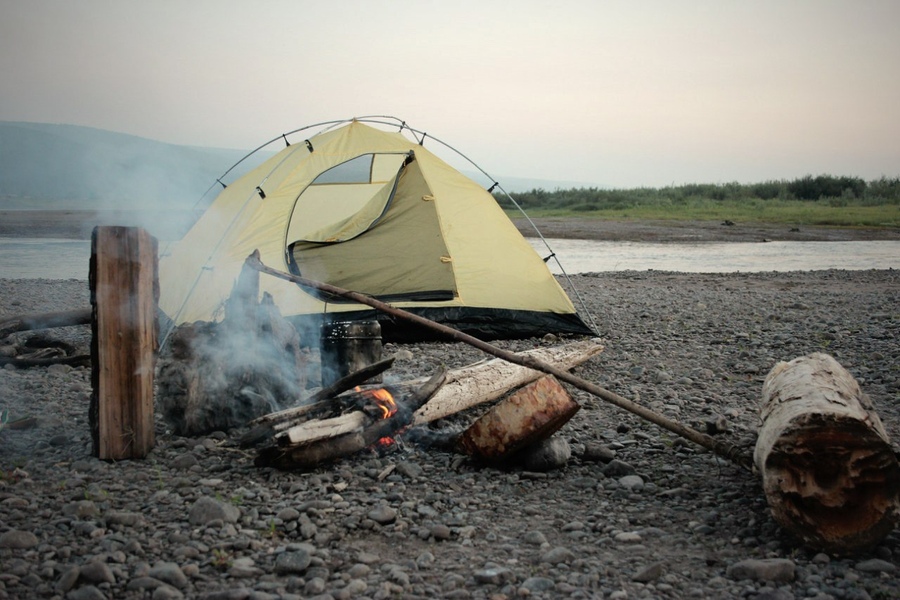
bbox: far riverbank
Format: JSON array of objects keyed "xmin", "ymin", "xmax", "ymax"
[{"xmin": 1, "ymin": 210, "xmax": 898, "ymax": 243}]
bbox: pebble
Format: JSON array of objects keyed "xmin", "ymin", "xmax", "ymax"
[
  {"xmin": 0, "ymin": 529, "xmax": 39, "ymax": 549},
  {"xmin": 726, "ymin": 558, "xmax": 796, "ymax": 582},
  {"xmin": 188, "ymin": 496, "xmax": 241, "ymax": 525},
  {"xmin": 1, "ymin": 272, "xmax": 899, "ymax": 600}
]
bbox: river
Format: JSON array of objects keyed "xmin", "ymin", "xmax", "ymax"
[{"xmin": 1, "ymin": 237, "xmax": 898, "ymax": 280}]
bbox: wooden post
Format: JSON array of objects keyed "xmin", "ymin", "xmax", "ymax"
[
  {"xmin": 755, "ymin": 353, "xmax": 900, "ymax": 554},
  {"xmin": 89, "ymin": 226, "xmax": 158, "ymax": 459}
]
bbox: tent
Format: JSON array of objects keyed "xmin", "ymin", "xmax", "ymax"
[{"xmin": 158, "ymin": 118, "xmax": 593, "ymax": 341}]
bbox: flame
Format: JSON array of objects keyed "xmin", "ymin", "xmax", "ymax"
[{"xmin": 368, "ymin": 388, "xmax": 397, "ymax": 419}]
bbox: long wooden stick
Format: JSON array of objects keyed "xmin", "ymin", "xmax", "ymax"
[{"xmin": 248, "ymin": 255, "xmax": 752, "ymax": 470}]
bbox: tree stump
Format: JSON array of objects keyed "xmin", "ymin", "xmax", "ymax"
[
  {"xmin": 156, "ymin": 252, "xmax": 309, "ymax": 435},
  {"xmin": 755, "ymin": 353, "xmax": 900, "ymax": 554},
  {"xmin": 89, "ymin": 226, "xmax": 158, "ymax": 459}
]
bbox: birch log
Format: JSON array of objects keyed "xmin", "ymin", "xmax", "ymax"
[
  {"xmin": 755, "ymin": 353, "xmax": 900, "ymax": 554},
  {"xmin": 412, "ymin": 339, "xmax": 604, "ymax": 424}
]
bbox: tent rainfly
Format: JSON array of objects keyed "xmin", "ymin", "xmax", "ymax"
[{"xmin": 158, "ymin": 119, "xmax": 593, "ymax": 341}]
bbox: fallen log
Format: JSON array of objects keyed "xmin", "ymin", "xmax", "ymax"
[
  {"xmin": 0, "ymin": 308, "xmax": 91, "ymax": 339},
  {"xmin": 0, "ymin": 354, "xmax": 90, "ymax": 368},
  {"xmin": 248, "ymin": 254, "xmax": 752, "ymax": 469},
  {"xmin": 458, "ymin": 375, "xmax": 580, "ymax": 463},
  {"xmin": 755, "ymin": 353, "xmax": 900, "ymax": 554}
]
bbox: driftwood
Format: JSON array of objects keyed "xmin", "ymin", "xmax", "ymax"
[
  {"xmin": 458, "ymin": 375, "xmax": 580, "ymax": 462},
  {"xmin": 0, "ymin": 354, "xmax": 90, "ymax": 368},
  {"xmin": 413, "ymin": 341, "xmax": 602, "ymax": 424},
  {"xmin": 756, "ymin": 353, "xmax": 900, "ymax": 554},
  {"xmin": 256, "ymin": 369, "xmax": 447, "ymax": 470},
  {"xmin": 248, "ymin": 254, "xmax": 752, "ymax": 469},
  {"xmin": 0, "ymin": 308, "xmax": 91, "ymax": 339}
]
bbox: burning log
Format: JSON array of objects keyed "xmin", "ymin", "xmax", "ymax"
[
  {"xmin": 755, "ymin": 353, "xmax": 900, "ymax": 554},
  {"xmin": 250, "ymin": 340, "xmax": 603, "ymax": 451},
  {"xmin": 255, "ymin": 369, "xmax": 447, "ymax": 470},
  {"xmin": 240, "ymin": 357, "xmax": 396, "ymax": 446}
]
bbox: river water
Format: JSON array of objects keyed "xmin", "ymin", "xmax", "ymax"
[{"xmin": 1, "ymin": 237, "xmax": 899, "ymax": 280}]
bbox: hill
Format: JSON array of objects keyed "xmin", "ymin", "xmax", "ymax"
[{"xmin": 0, "ymin": 122, "xmax": 261, "ymax": 210}]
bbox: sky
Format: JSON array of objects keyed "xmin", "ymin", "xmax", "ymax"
[{"xmin": 2, "ymin": 0, "xmax": 898, "ymax": 189}]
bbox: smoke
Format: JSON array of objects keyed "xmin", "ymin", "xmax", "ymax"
[{"xmin": 156, "ymin": 293, "xmax": 313, "ymax": 436}]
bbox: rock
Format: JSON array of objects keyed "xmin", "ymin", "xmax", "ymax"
[
  {"xmin": 152, "ymin": 586, "xmax": 184, "ymax": 600},
  {"xmin": 520, "ymin": 576, "xmax": 556, "ymax": 592},
  {"xmin": 188, "ymin": 496, "xmax": 240, "ymax": 525},
  {"xmin": 633, "ymin": 562, "xmax": 664, "ymax": 582},
  {"xmin": 367, "ymin": 505, "xmax": 397, "ymax": 525},
  {"xmin": 855, "ymin": 559, "xmax": 896, "ymax": 573},
  {"xmin": 726, "ymin": 558, "xmax": 796, "ymax": 582},
  {"xmin": 148, "ymin": 562, "xmax": 189, "ymax": 589},
  {"xmin": 274, "ymin": 549, "xmax": 312, "ymax": 574},
  {"xmin": 581, "ymin": 442, "xmax": 616, "ymax": 462},
  {"xmin": 56, "ymin": 567, "xmax": 80, "ymax": 593},
  {"xmin": 79, "ymin": 561, "xmax": 115, "ymax": 584},
  {"xmin": 602, "ymin": 459, "xmax": 636, "ymax": 477},
  {"xmin": 106, "ymin": 511, "xmax": 143, "ymax": 526},
  {"xmin": 66, "ymin": 585, "xmax": 107, "ymax": 600},
  {"xmin": 0, "ymin": 529, "xmax": 39, "ymax": 548},
  {"xmin": 540, "ymin": 546, "xmax": 575, "ymax": 565},
  {"xmin": 522, "ymin": 530, "xmax": 548, "ymax": 546},
  {"xmin": 615, "ymin": 531, "xmax": 642, "ymax": 543},
  {"xmin": 618, "ymin": 474, "xmax": 644, "ymax": 491},
  {"xmin": 171, "ymin": 454, "xmax": 199, "ymax": 470},
  {"xmin": 519, "ymin": 437, "xmax": 571, "ymax": 471},
  {"xmin": 473, "ymin": 566, "xmax": 514, "ymax": 585}
]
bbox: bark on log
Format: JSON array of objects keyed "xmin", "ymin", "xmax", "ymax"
[
  {"xmin": 89, "ymin": 226, "xmax": 158, "ymax": 460},
  {"xmin": 413, "ymin": 341, "xmax": 602, "ymax": 424},
  {"xmin": 755, "ymin": 353, "xmax": 900, "ymax": 554},
  {"xmin": 458, "ymin": 375, "xmax": 579, "ymax": 462},
  {"xmin": 0, "ymin": 308, "xmax": 91, "ymax": 339}
]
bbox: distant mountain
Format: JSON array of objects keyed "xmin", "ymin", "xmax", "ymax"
[
  {"xmin": 0, "ymin": 122, "xmax": 263, "ymax": 210},
  {"xmin": 0, "ymin": 122, "xmax": 594, "ymax": 210}
]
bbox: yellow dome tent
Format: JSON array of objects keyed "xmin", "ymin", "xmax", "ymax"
[{"xmin": 159, "ymin": 118, "xmax": 593, "ymax": 341}]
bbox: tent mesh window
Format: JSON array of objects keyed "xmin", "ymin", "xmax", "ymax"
[{"xmin": 288, "ymin": 152, "xmax": 457, "ymax": 303}]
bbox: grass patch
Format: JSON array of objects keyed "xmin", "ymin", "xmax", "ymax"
[{"xmin": 508, "ymin": 201, "xmax": 900, "ymax": 229}]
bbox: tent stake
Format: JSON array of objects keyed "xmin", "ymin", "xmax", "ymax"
[{"xmin": 246, "ymin": 251, "xmax": 752, "ymax": 470}]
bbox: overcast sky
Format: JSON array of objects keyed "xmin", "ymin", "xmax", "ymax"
[{"xmin": 2, "ymin": 0, "xmax": 898, "ymax": 188}]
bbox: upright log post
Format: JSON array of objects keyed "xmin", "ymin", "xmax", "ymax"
[
  {"xmin": 89, "ymin": 226, "xmax": 158, "ymax": 459},
  {"xmin": 756, "ymin": 353, "xmax": 900, "ymax": 554}
]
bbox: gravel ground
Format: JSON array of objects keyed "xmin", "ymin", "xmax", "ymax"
[{"xmin": 1, "ymin": 271, "xmax": 899, "ymax": 600}]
